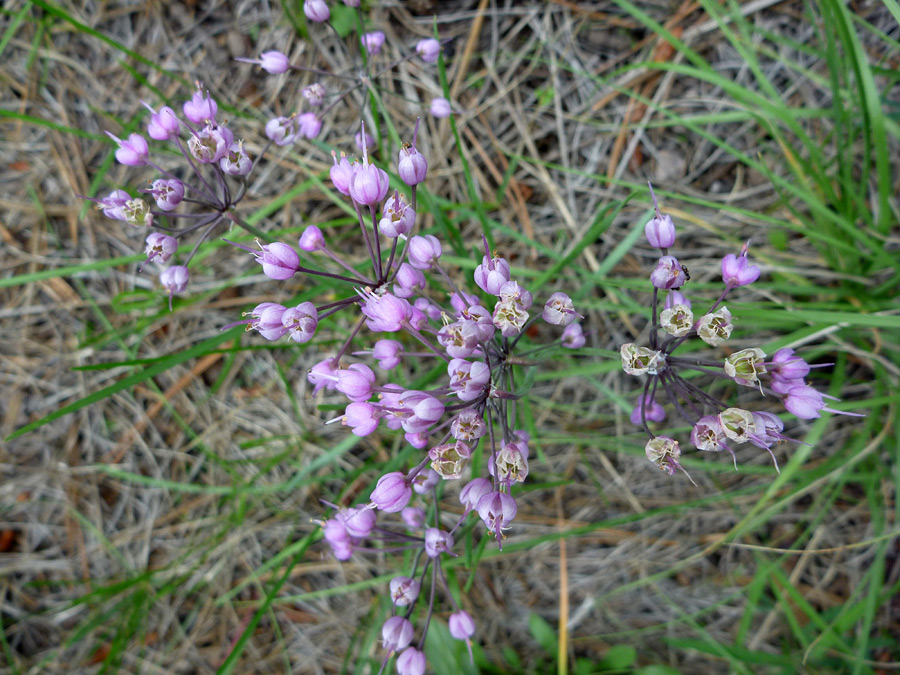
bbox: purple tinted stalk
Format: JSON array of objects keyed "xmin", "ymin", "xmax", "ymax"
[
  {"xmin": 170, "ymin": 139, "xmax": 221, "ymax": 205},
  {"xmin": 368, "ymin": 204, "xmax": 383, "ymax": 279},
  {"xmin": 319, "ymin": 247, "xmax": 374, "ymax": 284},
  {"xmin": 352, "ymin": 202, "xmax": 378, "ymax": 278}
]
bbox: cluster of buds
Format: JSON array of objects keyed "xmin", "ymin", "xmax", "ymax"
[
  {"xmin": 87, "ymin": 85, "xmax": 269, "ymax": 308},
  {"xmin": 236, "ymin": 3, "xmax": 452, "ymax": 153},
  {"xmin": 622, "ymin": 184, "xmax": 861, "ymax": 479},
  {"xmin": 231, "ymin": 123, "xmax": 583, "ymax": 673}
]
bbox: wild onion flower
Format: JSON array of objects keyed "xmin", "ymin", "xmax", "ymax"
[
  {"xmin": 87, "ymin": 84, "xmax": 272, "ymax": 310},
  {"xmin": 622, "ymin": 186, "xmax": 862, "ymax": 475}
]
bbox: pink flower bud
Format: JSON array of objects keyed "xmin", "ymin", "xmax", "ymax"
[
  {"xmin": 561, "ymin": 322, "xmax": 585, "ymax": 349},
  {"xmin": 361, "ymin": 292, "xmax": 412, "ymax": 333},
  {"xmin": 259, "ymin": 50, "xmax": 290, "ymax": 74},
  {"xmin": 302, "ymin": 82, "xmax": 326, "ymax": 106},
  {"xmin": 145, "ymin": 105, "xmax": 180, "ymax": 141},
  {"xmin": 650, "ymin": 255, "xmax": 686, "ymax": 289},
  {"xmin": 424, "ymin": 528, "xmax": 454, "ymax": 558},
  {"xmin": 389, "ymin": 576, "xmax": 421, "ymax": 606},
  {"xmin": 476, "ymin": 492, "xmax": 517, "ymax": 539},
  {"xmin": 336, "ymin": 363, "xmax": 376, "ymax": 401},
  {"xmin": 106, "ymin": 132, "xmax": 149, "ymax": 167},
  {"xmin": 303, "ymin": 0, "xmax": 330, "ymax": 23},
  {"xmin": 372, "ymin": 339, "xmax": 402, "ymax": 370},
  {"xmin": 362, "ymin": 31, "xmax": 385, "ymax": 55},
  {"xmin": 644, "ymin": 212, "xmax": 676, "ymax": 249},
  {"xmin": 329, "ymin": 154, "xmax": 355, "ymax": 196},
  {"xmin": 542, "ymin": 292, "xmax": 578, "ymax": 326},
  {"xmin": 400, "ymin": 506, "xmax": 425, "ymax": 528},
  {"xmin": 415, "ymin": 38, "xmax": 440, "ymax": 63},
  {"xmin": 407, "ymin": 235, "xmax": 442, "ymax": 270},
  {"xmin": 339, "ymin": 505, "xmax": 376, "ymax": 538},
  {"xmin": 349, "ymin": 161, "xmax": 389, "ymax": 205},
  {"xmin": 393, "ymin": 263, "xmax": 425, "ymax": 298},
  {"xmin": 448, "ymin": 611, "xmax": 475, "ymax": 640},
  {"xmin": 282, "ymin": 302, "xmax": 318, "ymax": 343},
  {"xmin": 297, "ymin": 112, "xmax": 322, "ymax": 139},
  {"xmin": 160, "ymin": 265, "xmax": 189, "ymax": 311},
  {"xmin": 255, "ymin": 242, "xmax": 300, "ymax": 280},
  {"xmin": 430, "ymin": 97, "xmax": 451, "ymax": 118},
  {"xmin": 308, "ymin": 357, "xmax": 339, "ymax": 394},
  {"xmin": 249, "ymin": 303, "xmax": 288, "ymax": 340},
  {"xmin": 298, "ymin": 225, "xmax": 325, "ymax": 251},
  {"xmin": 459, "ymin": 477, "xmax": 492, "ymax": 510},
  {"xmin": 783, "ymin": 384, "xmax": 825, "ymax": 419},
  {"xmin": 354, "ymin": 130, "xmax": 375, "ymax": 153},
  {"xmin": 342, "ymin": 402, "xmax": 380, "ymax": 436},
  {"xmin": 370, "ymin": 471, "xmax": 412, "ymax": 513},
  {"xmin": 474, "ymin": 254, "xmax": 510, "ymax": 295},
  {"xmin": 183, "ymin": 87, "xmax": 217, "ymax": 124},
  {"xmin": 721, "ymin": 246, "xmax": 760, "ymax": 287},
  {"xmin": 630, "ymin": 394, "xmax": 666, "ymax": 426},
  {"xmin": 149, "ymin": 179, "xmax": 184, "ymax": 211},
  {"xmin": 381, "ymin": 615, "xmax": 414, "ymax": 653},
  {"xmin": 398, "ymin": 140, "xmax": 428, "ymax": 186},
  {"xmin": 770, "ymin": 348, "xmax": 810, "ymax": 382},
  {"xmin": 220, "ymin": 141, "xmax": 252, "ymax": 176},
  {"xmin": 266, "ymin": 116, "xmax": 298, "ymax": 146},
  {"xmin": 396, "ymin": 647, "xmax": 426, "ymax": 675},
  {"xmin": 144, "ymin": 232, "xmax": 177, "ymax": 265}
]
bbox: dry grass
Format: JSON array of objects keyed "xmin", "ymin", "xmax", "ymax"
[{"xmin": 1, "ymin": 1, "xmax": 896, "ymax": 673}]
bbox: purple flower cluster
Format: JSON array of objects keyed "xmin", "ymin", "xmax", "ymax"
[
  {"xmin": 88, "ymin": 85, "xmax": 267, "ymax": 309},
  {"xmin": 234, "ymin": 124, "xmax": 582, "ymax": 672},
  {"xmin": 236, "ymin": 5, "xmax": 453, "ymax": 151},
  {"xmin": 622, "ymin": 184, "xmax": 862, "ymax": 479}
]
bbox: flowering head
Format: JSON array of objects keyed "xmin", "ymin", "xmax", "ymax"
[
  {"xmin": 362, "ymin": 31, "xmax": 385, "ymax": 55},
  {"xmin": 724, "ymin": 348, "xmax": 767, "ymax": 386},
  {"xmin": 645, "ymin": 436, "xmax": 687, "ymax": 479},
  {"xmin": 620, "ymin": 343, "xmax": 665, "ymax": 376},
  {"xmin": 424, "ymin": 528, "xmax": 454, "ymax": 558},
  {"xmin": 302, "ymin": 82, "xmax": 326, "ymax": 106},
  {"xmin": 380, "ymin": 192, "xmax": 415, "ymax": 238},
  {"xmin": 721, "ymin": 244, "xmax": 760, "ymax": 288},
  {"xmin": 542, "ymin": 292, "xmax": 578, "ymax": 326},
  {"xmin": 282, "ymin": 302, "xmax": 318, "ymax": 343},
  {"xmin": 696, "ymin": 307, "xmax": 733, "ymax": 346},
  {"xmin": 389, "ymin": 576, "xmax": 421, "ymax": 607},
  {"xmin": 220, "ymin": 141, "xmax": 252, "ymax": 176},
  {"xmin": 650, "ymin": 255, "xmax": 686, "ymax": 289},
  {"xmin": 476, "ymin": 492, "xmax": 517, "ymax": 546},
  {"xmin": 265, "ymin": 115, "xmax": 298, "ymax": 147},
  {"xmin": 143, "ymin": 233, "xmax": 177, "ymax": 266}
]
